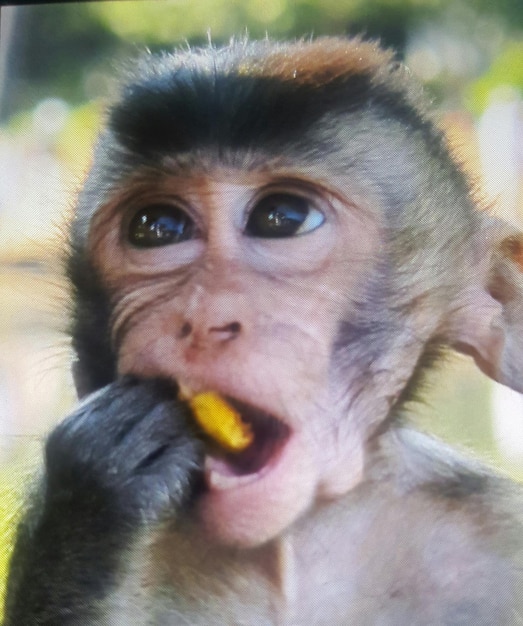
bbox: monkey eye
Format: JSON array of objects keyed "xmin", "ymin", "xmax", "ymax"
[
  {"xmin": 128, "ymin": 204, "xmax": 196, "ymax": 247},
  {"xmin": 245, "ymin": 193, "xmax": 324, "ymax": 238}
]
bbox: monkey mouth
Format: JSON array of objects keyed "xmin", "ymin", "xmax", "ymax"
[{"xmin": 203, "ymin": 398, "xmax": 291, "ymax": 490}]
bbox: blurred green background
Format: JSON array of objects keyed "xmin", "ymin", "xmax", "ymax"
[{"xmin": 1, "ymin": 0, "xmax": 523, "ymax": 613}]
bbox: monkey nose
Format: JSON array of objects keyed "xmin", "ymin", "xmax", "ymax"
[
  {"xmin": 208, "ymin": 321, "xmax": 242, "ymax": 342},
  {"xmin": 178, "ymin": 321, "xmax": 242, "ymax": 343}
]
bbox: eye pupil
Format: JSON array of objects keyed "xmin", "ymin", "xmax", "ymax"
[
  {"xmin": 246, "ymin": 194, "xmax": 313, "ymax": 238},
  {"xmin": 128, "ymin": 205, "xmax": 194, "ymax": 247},
  {"xmin": 268, "ymin": 208, "xmax": 294, "ymax": 228}
]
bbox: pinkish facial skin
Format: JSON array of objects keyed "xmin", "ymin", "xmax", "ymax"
[{"xmin": 95, "ymin": 171, "xmax": 376, "ymax": 547}]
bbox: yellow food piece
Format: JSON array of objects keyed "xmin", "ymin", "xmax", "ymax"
[{"xmin": 188, "ymin": 392, "xmax": 253, "ymax": 452}]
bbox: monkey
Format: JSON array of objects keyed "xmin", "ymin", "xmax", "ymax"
[{"xmin": 4, "ymin": 36, "xmax": 523, "ymax": 625}]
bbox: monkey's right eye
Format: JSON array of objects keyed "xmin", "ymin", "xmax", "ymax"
[{"xmin": 128, "ymin": 205, "xmax": 196, "ymax": 247}]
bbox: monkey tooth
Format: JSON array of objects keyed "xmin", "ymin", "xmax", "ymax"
[
  {"xmin": 178, "ymin": 383, "xmax": 194, "ymax": 402},
  {"xmin": 205, "ymin": 457, "xmax": 261, "ymax": 490}
]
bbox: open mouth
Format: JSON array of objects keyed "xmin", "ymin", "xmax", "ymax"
[{"xmin": 201, "ymin": 398, "xmax": 291, "ymax": 489}]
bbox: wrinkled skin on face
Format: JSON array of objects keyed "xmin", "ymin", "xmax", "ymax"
[{"xmin": 91, "ymin": 168, "xmax": 379, "ymax": 546}]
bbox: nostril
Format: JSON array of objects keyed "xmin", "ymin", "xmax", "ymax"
[
  {"xmin": 178, "ymin": 322, "xmax": 193, "ymax": 339},
  {"xmin": 209, "ymin": 322, "xmax": 242, "ymax": 336},
  {"xmin": 178, "ymin": 321, "xmax": 242, "ymax": 343}
]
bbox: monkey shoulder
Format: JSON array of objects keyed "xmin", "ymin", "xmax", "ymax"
[
  {"xmin": 367, "ymin": 426, "xmax": 523, "ymax": 622},
  {"xmin": 387, "ymin": 425, "xmax": 523, "ymax": 513}
]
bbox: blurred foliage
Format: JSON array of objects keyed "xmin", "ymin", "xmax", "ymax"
[
  {"xmin": 87, "ymin": 0, "xmax": 439, "ymax": 48},
  {"xmin": 3, "ymin": 0, "xmax": 523, "ymax": 121},
  {"xmin": 55, "ymin": 102, "xmax": 102, "ymax": 176},
  {"xmin": 87, "ymin": 0, "xmax": 523, "ymax": 47},
  {"xmin": 0, "ymin": 476, "xmax": 22, "ymax": 615},
  {"xmin": 2, "ymin": 4, "xmax": 119, "ymax": 120},
  {"xmin": 467, "ymin": 42, "xmax": 523, "ymax": 113}
]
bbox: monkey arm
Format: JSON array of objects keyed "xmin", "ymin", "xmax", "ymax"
[
  {"xmin": 3, "ymin": 378, "xmax": 203, "ymax": 624},
  {"xmin": 3, "ymin": 478, "xmax": 131, "ymax": 624}
]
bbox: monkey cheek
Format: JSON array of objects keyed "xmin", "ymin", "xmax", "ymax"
[
  {"xmin": 196, "ymin": 434, "xmax": 318, "ymax": 547},
  {"xmin": 317, "ymin": 442, "xmax": 365, "ymax": 501}
]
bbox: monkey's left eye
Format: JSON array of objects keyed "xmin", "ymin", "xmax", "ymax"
[
  {"xmin": 245, "ymin": 194, "xmax": 324, "ymax": 238},
  {"xmin": 128, "ymin": 204, "xmax": 196, "ymax": 247}
]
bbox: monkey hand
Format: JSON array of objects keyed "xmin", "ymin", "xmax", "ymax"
[
  {"xmin": 44, "ymin": 377, "xmax": 204, "ymax": 527},
  {"xmin": 4, "ymin": 378, "xmax": 204, "ymax": 623}
]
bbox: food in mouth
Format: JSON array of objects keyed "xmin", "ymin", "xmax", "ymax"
[
  {"xmin": 187, "ymin": 391, "xmax": 254, "ymax": 452},
  {"xmin": 181, "ymin": 389, "xmax": 291, "ymax": 480}
]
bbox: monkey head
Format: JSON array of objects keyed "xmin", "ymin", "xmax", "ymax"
[{"xmin": 67, "ymin": 38, "xmax": 523, "ymax": 547}]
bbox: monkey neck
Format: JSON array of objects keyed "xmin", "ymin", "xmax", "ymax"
[{"xmin": 149, "ymin": 493, "xmax": 364, "ymax": 621}]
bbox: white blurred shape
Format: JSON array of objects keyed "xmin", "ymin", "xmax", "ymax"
[{"xmin": 491, "ymin": 383, "xmax": 523, "ymax": 462}]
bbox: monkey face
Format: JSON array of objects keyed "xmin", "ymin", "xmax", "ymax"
[{"xmin": 89, "ymin": 164, "xmax": 378, "ymax": 546}]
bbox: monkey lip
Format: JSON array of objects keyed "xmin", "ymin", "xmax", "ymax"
[{"xmin": 203, "ymin": 398, "xmax": 291, "ymax": 490}]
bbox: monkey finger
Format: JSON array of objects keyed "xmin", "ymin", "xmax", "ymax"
[{"xmin": 102, "ymin": 400, "xmax": 203, "ymax": 480}]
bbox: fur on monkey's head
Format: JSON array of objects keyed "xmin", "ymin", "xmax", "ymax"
[{"xmin": 106, "ymin": 38, "xmax": 446, "ymax": 165}]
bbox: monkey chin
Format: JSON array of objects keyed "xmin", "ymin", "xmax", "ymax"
[{"xmin": 194, "ymin": 405, "xmax": 318, "ymax": 547}]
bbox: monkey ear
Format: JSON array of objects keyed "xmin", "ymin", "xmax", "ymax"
[{"xmin": 451, "ymin": 216, "xmax": 523, "ymax": 393}]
